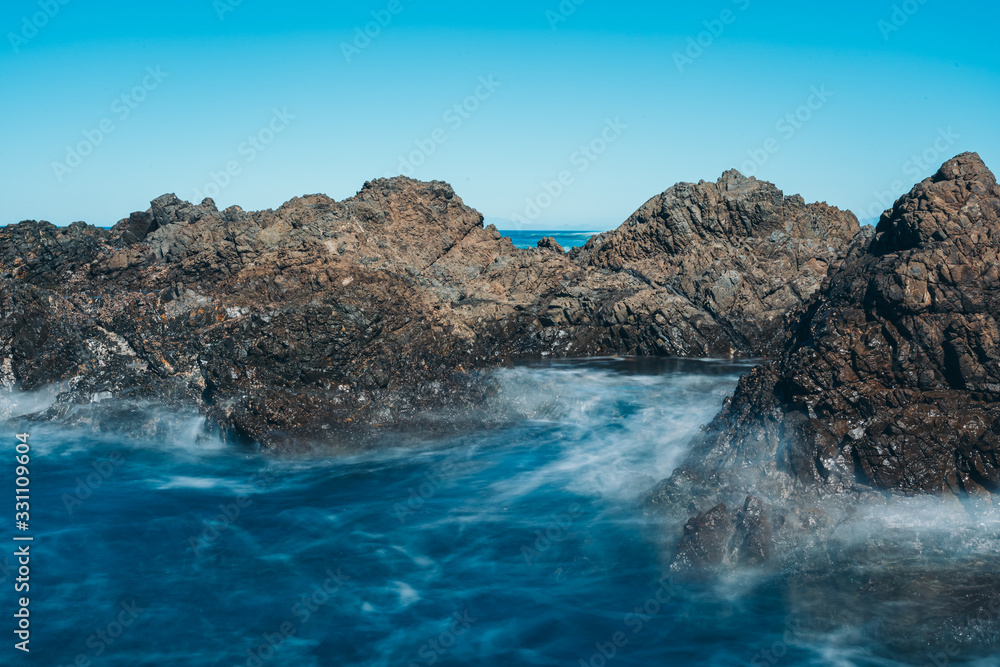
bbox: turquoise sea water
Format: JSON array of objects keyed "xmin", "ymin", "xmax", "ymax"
[{"xmin": 498, "ymin": 231, "xmax": 600, "ymax": 250}]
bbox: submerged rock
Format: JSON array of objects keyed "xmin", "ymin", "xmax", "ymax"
[
  {"xmin": 673, "ymin": 502, "xmax": 733, "ymax": 569},
  {"xmin": 668, "ymin": 495, "xmax": 773, "ymax": 571}
]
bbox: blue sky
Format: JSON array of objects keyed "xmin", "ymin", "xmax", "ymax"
[{"xmin": 1, "ymin": 0, "xmax": 998, "ymax": 230}]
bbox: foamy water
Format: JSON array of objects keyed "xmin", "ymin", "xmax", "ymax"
[{"xmin": 4, "ymin": 359, "xmax": 999, "ymax": 665}]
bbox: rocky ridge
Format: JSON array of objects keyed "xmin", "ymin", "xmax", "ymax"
[
  {"xmin": 0, "ymin": 170, "xmax": 857, "ymax": 448},
  {"xmin": 5, "ymin": 153, "xmax": 1000, "ymax": 659}
]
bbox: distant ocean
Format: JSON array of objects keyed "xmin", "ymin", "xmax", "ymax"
[{"xmin": 499, "ymin": 230, "xmax": 600, "ymax": 250}]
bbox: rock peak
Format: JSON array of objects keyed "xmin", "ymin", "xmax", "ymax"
[
  {"xmin": 719, "ymin": 168, "xmax": 749, "ymax": 185},
  {"xmin": 874, "ymin": 152, "xmax": 1000, "ymax": 253},
  {"xmin": 360, "ymin": 176, "xmax": 456, "ymax": 196},
  {"xmin": 932, "ymin": 151, "xmax": 994, "ymax": 184},
  {"xmin": 672, "ymin": 150, "xmax": 1000, "ymax": 503}
]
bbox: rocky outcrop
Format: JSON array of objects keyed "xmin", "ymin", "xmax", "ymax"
[
  {"xmin": 574, "ymin": 169, "xmax": 860, "ymax": 356},
  {"xmin": 2, "ymin": 179, "xmax": 557, "ymax": 446},
  {"xmin": 535, "ymin": 237, "xmax": 565, "ymax": 253},
  {"xmin": 0, "ymin": 172, "xmax": 861, "ymax": 447},
  {"xmin": 648, "ymin": 152, "xmax": 1000, "ymax": 567}
]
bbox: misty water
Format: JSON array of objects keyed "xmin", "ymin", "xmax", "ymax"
[{"xmin": 6, "ymin": 358, "xmax": 1000, "ymax": 666}]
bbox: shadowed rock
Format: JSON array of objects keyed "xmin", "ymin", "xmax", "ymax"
[{"xmin": 669, "ymin": 495, "xmax": 773, "ymax": 570}]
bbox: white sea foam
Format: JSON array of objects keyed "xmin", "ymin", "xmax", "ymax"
[
  {"xmin": 484, "ymin": 363, "xmax": 745, "ymax": 503},
  {"xmin": 0, "ymin": 385, "xmax": 59, "ymax": 419}
]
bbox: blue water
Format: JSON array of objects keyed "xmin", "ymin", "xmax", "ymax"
[
  {"xmin": 499, "ymin": 231, "xmax": 599, "ymax": 250},
  {"xmin": 4, "ymin": 359, "xmax": 1000, "ymax": 666}
]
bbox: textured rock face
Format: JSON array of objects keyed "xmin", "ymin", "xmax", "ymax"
[
  {"xmin": 574, "ymin": 170, "xmax": 860, "ymax": 356},
  {"xmin": 1, "ymin": 179, "xmax": 564, "ymax": 445},
  {"xmin": 0, "ymin": 171, "xmax": 860, "ymax": 447},
  {"xmin": 654, "ymin": 153, "xmax": 1000, "ymax": 516}
]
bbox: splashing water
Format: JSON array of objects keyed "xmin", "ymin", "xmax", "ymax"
[{"xmin": 4, "ymin": 358, "xmax": 999, "ymax": 666}]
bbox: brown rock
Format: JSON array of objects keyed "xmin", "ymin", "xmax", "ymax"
[
  {"xmin": 573, "ymin": 168, "xmax": 860, "ymax": 356},
  {"xmin": 0, "ymin": 171, "xmax": 868, "ymax": 447},
  {"xmin": 668, "ymin": 152, "xmax": 1000, "ymax": 500}
]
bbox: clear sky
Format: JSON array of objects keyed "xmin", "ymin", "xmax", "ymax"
[{"xmin": 2, "ymin": 0, "xmax": 998, "ymax": 230}]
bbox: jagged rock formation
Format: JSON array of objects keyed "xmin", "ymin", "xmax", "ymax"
[
  {"xmin": 1, "ymin": 180, "xmax": 568, "ymax": 445},
  {"xmin": 0, "ymin": 172, "xmax": 859, "ymax": 446},
  {"xmin": 574, "ymin": 169, "xmax": 860, "ymax": 356},
  {"xmin": 647, "ymin": 152, "xmax": 1000, "ymax": 567},
  {"xmin": 7, "ymin": 155, "xmax": 997, "ymax": 657}
]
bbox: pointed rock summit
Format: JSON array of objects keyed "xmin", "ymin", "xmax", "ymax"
[{"xmin": 873, "ymin": 151, "xmax": 1000, "ymax": 253}]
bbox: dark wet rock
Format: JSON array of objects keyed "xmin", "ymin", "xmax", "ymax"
[
  {"xmin": 668, "ymin": 495, "xmax": 773, "ymax": 570},
  {"xmin": 0, "ymin": 220, "xmax": 108, "ymax": 285},
  {"xmin": 672, "ymin": 503, "xmax": 733, "ymax": 569},
  {"xmin": 730, "ymin": 495, "xmax": 772, "ymax": 565}
]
